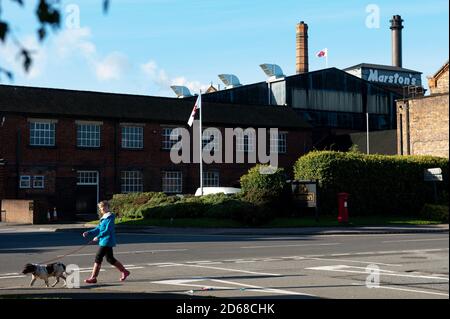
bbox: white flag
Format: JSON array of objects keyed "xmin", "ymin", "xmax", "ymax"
[{"xmin": 187, "ymin": 94, "xmax": 201, "ymax": 127}]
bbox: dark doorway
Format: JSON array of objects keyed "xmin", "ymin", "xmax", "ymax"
[{"xmin": 75, "ymin": 185, "xmax": 97, "ymax": 215}]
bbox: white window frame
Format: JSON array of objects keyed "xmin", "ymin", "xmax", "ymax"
[
  {"xmin": 77, "ymin": 123, "xmax": 101, "ymax": 148},
  {"xmin": 33, "ymin": 176, "xmax": 45, "ymax": 189},
  {"xmin": 76, "ymin": 171, "xmax": 99, "ymax": 186},
  {"xmin": 162, "ymin": 171, "xmax": 182, "ymax": 194},
  {"xmin": 162, "ymin": 127, "xmax": 182, "ymax": 150},
  {"xmin": 121, "ymin": 125, "xmax": 144, "ymax": 149},
  {"xmin": 29, "ymin": 121, "xmax": 56, "ymax": 146},
  {"xmin": 121, "ymin": 171, "xmax": 144, "ymax": 194},
  {"xmin": 202, "ymin": 128, "xmax": 220, "ymax": 152},
  {"xmin": 270, "ymin": 131, "xmax": 287, "ymax": 154},
  {"xmin": 203, "ymin": 171, "xmax": 220, "ymax": 187},
  {"xmin": 19, "ymin": 175, "xmax": 31, "ymax": 189}
]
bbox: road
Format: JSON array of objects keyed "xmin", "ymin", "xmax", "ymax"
[{"xmin": 0, "ymin": 227, "xmax": 448, "ymax": 299}]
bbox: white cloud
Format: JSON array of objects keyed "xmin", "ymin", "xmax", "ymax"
[
  {"xmin": 53, "ymin": 27, "xmax": 96, "ymax": 59},
  {"xmin": 95, "ymin": 52, "xmax": 129, "ymax": 81},
  {"xmin": 141, "ymin": 59, "xmax": 208, "ymax": 95}
]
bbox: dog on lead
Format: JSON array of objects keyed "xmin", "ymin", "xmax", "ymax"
[{"xmin": 22, "ymin": 262, "xmax": 67, "ymax": 287}]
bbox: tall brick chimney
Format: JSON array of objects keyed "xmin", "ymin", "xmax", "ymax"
[
  {"xmin": 390, "ymin": 15, "xmax": 403, "ymax": 68},
  {"xmin": 296, "ymin": 21, "xmax": 309, "ymax": 74}
]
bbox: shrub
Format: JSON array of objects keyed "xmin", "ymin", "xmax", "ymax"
[
  {"xmin": 240, "ymin": 165, "xmax": 286, "ymax": 200},
  {"xmin": 294, "ymin": 151, "xmax": 449, "ymax": 216},
  {"xmin": 420, "ymin": 204, "xmax": 449, "ymax": 223}
]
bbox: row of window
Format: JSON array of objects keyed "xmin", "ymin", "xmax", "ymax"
[
  {"xmin": 28, "ymin": 120, "xmax": 288, "ymax": 153},
  {"xmin": 122, "ymin": 170, "xmax": 220, "ymax": 194},
  {"xmin": 19, "ymin": 170, "xmax": 220, "ymax": 194},
  {"xmin": 19, "ymin": 175, "xmax": 45, "ymax": 189}
]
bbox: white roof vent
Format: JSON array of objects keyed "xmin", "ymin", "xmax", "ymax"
[
  {"xmin": 260, "ymin": 63, "xmax": 285, "ymax": 81},
  {"xmin": 218, "ymin": 74, "xmax": 242, "ymax": 89},
  {"xmin": 170, "ymin": 85, "xmax": 192, "ymax": 98}
]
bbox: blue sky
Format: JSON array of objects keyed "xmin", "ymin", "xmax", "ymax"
[{"xmin": 0, "ymin": 0, "xmax": 448, "ymax": 97}]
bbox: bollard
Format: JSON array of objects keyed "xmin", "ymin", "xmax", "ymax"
[
  {"xmin": 47, "ymin": 210, "xmax": 51, "ymax": 222},
  {"xmin": 53, "ymin": 207, "xmax": 58, "ymax": 221}
]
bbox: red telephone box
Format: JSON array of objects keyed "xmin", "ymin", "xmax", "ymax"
[{"xmin": 337, "ymin": 193, "xmax": 349, "ymax": 223}]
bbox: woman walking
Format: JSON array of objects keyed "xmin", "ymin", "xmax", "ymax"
[{"xmin": 82, "ymin": 200, "xmax": 130, "ymax": 284}]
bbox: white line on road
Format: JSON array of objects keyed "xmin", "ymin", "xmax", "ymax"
[
  {"xmin": 382, "ymin": 238, "xmax": 450, "ymax": 243},
  {"xmin": 240, "ymin": 243, "xmax": 341, "ymax": 249},
  {"xmin": 212, "ymin": 278, "xmax": 316, "ymax": 297},
  {"xmin": 169, "ymin": 263, "xmax": 282, "ymax": 277},
  {"xmin": 62, "ymin": 248, "xmax": 188, "ymax": 257},
  {"xmin": 300, "ymin": 257, "xmax": 402, "ymax": 267},
  {"xmin": 0, "ymin": 275, "xmax": 25, "ymax": 279},
  {"xmin": 351, "ymin": 283, "xmax": 449, "ymax": 297},
  {"xmin": 307, "ymin": 265, "xmax": 449, "ymax": 281}
]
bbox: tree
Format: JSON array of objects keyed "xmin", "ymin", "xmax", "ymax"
[{"xmin": 0, "ymin": 0, "xmax": 110, "ymax": 82}]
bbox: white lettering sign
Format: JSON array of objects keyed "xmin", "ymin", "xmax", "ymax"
[{"xmin": 367, "ymin": 69, "xmax": 418, "ymax": 86}]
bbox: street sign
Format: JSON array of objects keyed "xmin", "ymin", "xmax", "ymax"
[
  {"xmin": 291, "ymin": 180, "xmax": 317, "ymax": 208},
  {"xmin": 424, "ymin": 168, "xmax": 443, "ymax": 182}
]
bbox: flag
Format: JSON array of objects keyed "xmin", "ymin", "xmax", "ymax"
[
  {"xmin": 316, "ymin": 48, "xmax": 328, "ymax": 58},
  {"xmin": 187, "ymin": 93, "xmax": 201, "ymax": 127}
]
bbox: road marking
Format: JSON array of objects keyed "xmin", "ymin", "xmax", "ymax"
[
  {"xmin": 382, "ymin": 238, "xmax": 450, "ymax": 243},
  {"xmin": 0, "ymin": 273, "xmax": 20, "ymax": 276},
  {"xmin": 351, "ymin": 283, "xmax": 449, "ymax": 297},
  {"xmin": 300, "ymin": 257, "xmax": 402, "ymax": 267},
  {"xmin": 152, "ymin": 278, "xmax": 316, "ymax": 297},
  {"xmin": 186, "ymin": 261, "xmax": 212, "ymax": 264},
  {"xmin": 240, "ymin": 243, "xmax": 341, "ymax": 249},
  {"xmin": 213, "ymin": 278, "xmax": 316, "ymax": 297},
  {"xmin": 234, "ymin": 260, "xmax": 256, "ymax": 263},
  {"xmin": 169, "ymin": 263, "xmax": 281, "ymax": 277},
  {"xmin": 63, "ymin": 248, "xmax": 188, "ymax": 257},
  {"xmin": 0, "ymin": 275, "xmax": 25, "ymax": 279},
  {"xmin": 307, "ymin": 265, "xmax": 449, "ymax": 281}
]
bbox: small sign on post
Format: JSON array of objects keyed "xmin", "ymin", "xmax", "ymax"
[
  {"xmin": 424, "ymin": 168, "xmax": 443, "ymax": 182},
  {"xmin": 424, "ymin": 168, "xmax": 443, "ymax": 203}
]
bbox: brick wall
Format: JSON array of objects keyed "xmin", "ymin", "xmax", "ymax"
[
  {"xmin": 0, "ymin": 114, "xmax": 312, "ymax": 219},
  {"xmin": 397, "ymin": 94, "xmax": 449, "ymax": 158},
  {"xmin": 428, "ymin": 64, "xmax": 449, "ymax": 95}
]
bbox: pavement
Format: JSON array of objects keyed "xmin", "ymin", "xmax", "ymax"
[
  {"xmin": 0, "ymin": 222, "xmax": 448, "ymax": 236},
  {"xmin": 0, "ymin": 223, "xmax": 448, "ymax": 300}
]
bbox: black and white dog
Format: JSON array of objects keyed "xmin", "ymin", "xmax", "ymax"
[{"xmin": 22, "ymin": 262, "xmax": 67, "ymax": 288}]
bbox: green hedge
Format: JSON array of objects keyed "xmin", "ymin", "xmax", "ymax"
[
  {"xmin": 108, "ymin": 165, "xmax": 289, "ymax": 226},
  {"xmin": 294, "ymin": 151, "xmax": 449, "ymax": 216},
  {"xmin": 420, "ymin": 204, "xmax": 449, "ymax": 223}
]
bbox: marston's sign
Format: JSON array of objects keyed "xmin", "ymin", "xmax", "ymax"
[{"xmin": 367, "ymin": 69, "xmax": 420, "ymax": 86}]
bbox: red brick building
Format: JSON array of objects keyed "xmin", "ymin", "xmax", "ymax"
[{"xmin": 0, "ymin": 85, "xmax": 312, "ymax": 220}]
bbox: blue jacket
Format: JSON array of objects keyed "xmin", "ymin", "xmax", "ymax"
[{"xmin": 86, "ymin": 212, "xmax": 116, "ymax": 247}]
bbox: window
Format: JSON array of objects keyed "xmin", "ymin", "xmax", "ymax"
[
  {"xmin": 162, "ymin": 127, "xmax": 182, "ymax": 150},
  {"xmin": 162, "ymin": 171, "xmax": 182, "ymax": 194},
  {"xmin": 122, "ymin": 126, "xmax": 143, "ymax": 149},
  {"xmin": 33, "ymin": 176, "xmax": 44, "ymax": 189},
  {"xmin": 121, "ymin": 171, "xmax": 144, "ymax": 193},
  {"xmin": 203, "ymin": 171, "xmax": 220, "ymax": 187},
  {"xmin": 77, "ymin": 171, "xmax": 98, "ymax": 185},
  {"xmin": 236, "ymin": 130, "xmax": 255, "ymax": 152},
  {"xmin": 77, "ymin": 124, "xmax": 100, "ymax": 148},
  {"xmin": 202, "ymin": 128, "xmax": 220, "ymax": 152},
  {"xmin": 29, "ymin": 121, "xmax": 55, "ymax": 146},
  {"xmin": 270, "ymin": 132, "xmax": 287, "ymax": 154},
  {"xmin": 19, "ymin": 176, "xmax": 31, "ymax": 189}
]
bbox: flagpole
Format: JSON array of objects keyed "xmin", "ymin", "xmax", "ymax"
[{"xmin": 199, "ymin": 91, "xmax": 203, "ymax": 196}]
